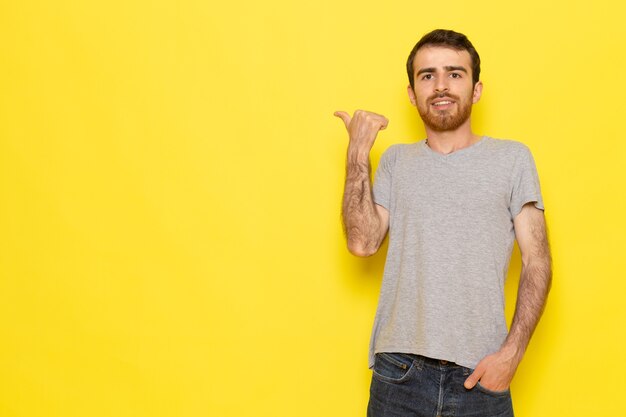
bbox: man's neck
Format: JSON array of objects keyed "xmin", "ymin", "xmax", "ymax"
[{"xmin": 424, "ymin": 123, "xmax": 481, "ymax": 155}]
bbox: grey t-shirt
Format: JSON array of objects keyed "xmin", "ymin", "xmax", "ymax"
[{"xmin": 369, "ymin": 136, "xmax": 544, "ymax": 370}]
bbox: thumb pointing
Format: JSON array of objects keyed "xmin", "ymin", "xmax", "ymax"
[{"xmin": 334, "ymin": 111, "xmax": 351, "ymax": 129}]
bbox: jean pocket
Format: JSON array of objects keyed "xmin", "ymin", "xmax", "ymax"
[
  {"xmin": 372, "ymin": 352, "xmax": 420, "ymax": 384},
  {"xmin": 476, "ymin": 381, "xmax": 510, "ymax": 397}
]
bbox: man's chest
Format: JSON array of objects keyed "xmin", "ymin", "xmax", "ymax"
[{"xmin": 388, "ymin": 158, "xmax": 513, "ymax": 225}]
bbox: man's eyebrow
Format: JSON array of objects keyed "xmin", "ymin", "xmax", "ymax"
[
  {"xmin": 444, "ymin": 65, "xmax": 468, "ymax": 73},
  {"xmin": 416, "ymin": 67, "xmax": 436, "ymax": 76},
  {"xmin": 416, "ymin": 66, "xmax": 468, "ymax": 76}
]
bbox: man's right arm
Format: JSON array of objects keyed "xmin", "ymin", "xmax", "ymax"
[{"xmin": 335, "ymin": 110, "xmax": 390, "ymax": 257}]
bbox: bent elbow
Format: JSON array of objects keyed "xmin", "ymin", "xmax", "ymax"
[{"xmin": 347, "ymin": 240, "xmax": 378, "ymax": 257}]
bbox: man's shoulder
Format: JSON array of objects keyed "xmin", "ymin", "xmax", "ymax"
[
  {"xmin": 382, "ymin": 141, "xmax": 419, "ymax": 153},
  {"xmin": 482, "ymin": 136, "xmax": 532, "ymax": 157},
  {"xmin": 378, "ymin": 141, "xmax": 419, "ymax": 162},
  {"xmin": 484, "ymin": 136, "xmax": 529, "ymax": 150},
  {"xmin": 382, "ymin": 140, "xmax": 425, "ymax": 156}
]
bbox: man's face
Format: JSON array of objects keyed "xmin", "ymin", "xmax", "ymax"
[{"xmin": 407, "ymin": 46, "xmax": 482, "ymax": 132}]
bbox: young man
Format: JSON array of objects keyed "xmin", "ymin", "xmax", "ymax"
[{"xmin": 335, "ymin": 29, "xmax": 552, "ymax": 417}]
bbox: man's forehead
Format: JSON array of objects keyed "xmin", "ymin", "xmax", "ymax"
[{"xmin": 413, "ymin": 46, "xmax": 471, "ymax": 72}]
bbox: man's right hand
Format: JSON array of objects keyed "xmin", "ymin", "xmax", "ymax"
[{"xmin": 334, "ymin": 110, "xmax": 389, "ymax": 153}]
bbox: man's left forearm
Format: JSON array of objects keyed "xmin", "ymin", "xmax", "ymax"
[
  {"xmin": 464, "ymin": 206, "xmax": 552, "ymax": 391},
  {"xmin": 501, "ymin": 253, "xmax": 553, "ymax": 365}
]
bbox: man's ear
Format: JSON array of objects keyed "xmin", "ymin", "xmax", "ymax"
[
  {"xmin": 407, "ymin": 85, "xmax": 417, "ymax": 107},
  {"xmin": 472, "ymin": 81, "xmax": 483, "ymax": 104}
]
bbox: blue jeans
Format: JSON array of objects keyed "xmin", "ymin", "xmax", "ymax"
[{"xmin": 367, "ymin": 352, "xmax": 514, "ymax": 417}]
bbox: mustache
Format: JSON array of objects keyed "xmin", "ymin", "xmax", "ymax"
[{"xmin": 429, "ymin": 93, "xmax": 459, "ymax": 101}]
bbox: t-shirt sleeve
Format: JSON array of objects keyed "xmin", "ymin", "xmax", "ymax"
[
  {"xmin": 510, "ymin": 145, "xmax": 545, "ymax": 219},
  {"xmin": 372, "ymin": 146, "xmax": 396, "ymax": 210}
]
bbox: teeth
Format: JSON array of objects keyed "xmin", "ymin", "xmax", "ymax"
[{"xmin": 433, "ymin": 101, "xmax": 452, "ymax": 106}]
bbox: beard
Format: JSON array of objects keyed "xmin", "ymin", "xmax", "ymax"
[{"xmin": 418, "ymin": 92, "xmax": 473, "ymax": 132}]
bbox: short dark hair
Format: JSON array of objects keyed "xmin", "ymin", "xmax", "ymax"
[{"xmin": 406, "ymin": 29, "xmax": 481, "ymax": 89}]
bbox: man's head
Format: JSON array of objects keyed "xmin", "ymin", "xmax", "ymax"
[
  {"xmin": 406, "ymin": 29, "xmax": 481, "ymax": 90},
  {"xmin": 406, "ymin": 29, "xmax": 483, "ymax": 132}
]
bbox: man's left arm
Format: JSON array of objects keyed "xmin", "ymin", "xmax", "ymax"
[{"xmin": 464, "ymin": 202, "xmax": 553, "ymax": 391}]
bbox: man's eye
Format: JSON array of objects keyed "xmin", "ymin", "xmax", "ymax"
[
  {"xmin": 450, "ymin": 73, "xmax": 461, "ymax": 78},
  {"xmin": 422, "ymin": 74, "xmax": 433, "ymax": 80}
]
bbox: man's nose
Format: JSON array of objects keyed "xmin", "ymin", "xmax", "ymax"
[{"xmin": 434, "ymin": 78, "xmax": 449, "ymax": 93}]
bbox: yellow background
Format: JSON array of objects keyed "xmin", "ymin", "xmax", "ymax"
[{"xmin": 1, "ymin": 0, "xmax": 625, "ymax": 416}]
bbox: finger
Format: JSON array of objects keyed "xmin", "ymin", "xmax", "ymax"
[
  {"xmin": 333, "ymin": 111, "xmax": 351, "ymax": 129},
  {"xmin": 379, "ymin": 118, "xmax": 389, "ymax": 130},
  {"xmin": 464, "ymin": 372, "xmax": 479, "ymax": 389},
  {"xmin": 464, "ymin": 363, "xmax": 486, "ymax": 389}
]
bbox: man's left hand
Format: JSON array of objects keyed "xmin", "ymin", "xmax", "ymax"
[{"xmin": 463, "ymin": 348, "xmax": 520, "ymax": 392}]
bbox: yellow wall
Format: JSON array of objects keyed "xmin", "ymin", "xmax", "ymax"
[{"xmin": 1, "ymin": 0, "xmax": 625, "ymax": 416}]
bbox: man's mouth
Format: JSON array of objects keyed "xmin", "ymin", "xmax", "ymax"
[{"xmin": 432, "ymin": 100, "xmax": 453, "ymax": 107}]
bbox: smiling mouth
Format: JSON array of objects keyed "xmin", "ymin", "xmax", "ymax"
[{"xmin": 432, "ymin": 100, "xmax": 453, "ymax": 106}]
